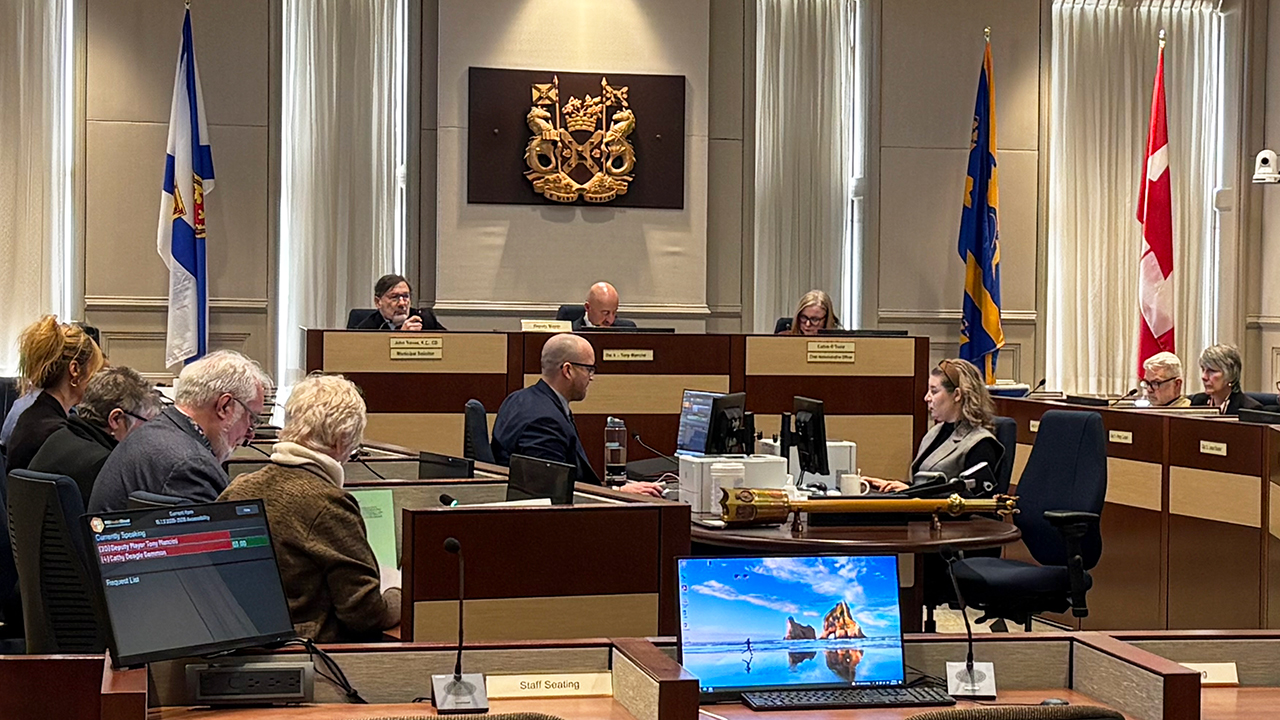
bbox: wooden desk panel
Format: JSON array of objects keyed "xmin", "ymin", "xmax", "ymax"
[
  {"xmin": 321, "ymin": 331, "xmax": 509, "ymax": 373},
  {"xmin": 522, "ymin": 331, "xmax": 733, "ymax": 375},
  {"xmin": 744, "ymin": 335, "xmax": 917, "ymax": 377},
  {"xmin": 1168, "ymin": 417, "xmax": 1263, "ymax": 476}
]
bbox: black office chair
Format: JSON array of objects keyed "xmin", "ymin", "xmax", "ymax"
[
  {"xmin": 773, "ymin": 317, "xmax": 792, "ymax": 334},
  {"xmin": 951, "ymin": 410, "xmax": 1107, "ymax": 630},
  {"xmin": 555, "ymin": 304, "xmax": 586, "ymax": 323},
  {"xmin": 990, "ymin": 416, "xmax": 1018, "ymax": 496},
  {"xmin": 126, "ymin": 491, "xmax": 192, "ymax": 509},
  {"xmin": 7, "ymin": 470, "xmax": 107, "ymax": 653},
  {"xmin": 0, "ymin": 452, "xmax": 22, "ymax": 650},
  {"xmin": 346, "ymin": 308, "xmax": 379, "ymax": 328},
  {"xmin": 1246, "ymin": 392, "xmax": 1278, "ymax": 407},
  {"xmin": 462, "ymin": 399, "xmax": 495, "ymax": 464}
]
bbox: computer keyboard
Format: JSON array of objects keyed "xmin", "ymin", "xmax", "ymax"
[{"xmin": 741, "ymin": 685, "xmax": 956, "ymax": 711}]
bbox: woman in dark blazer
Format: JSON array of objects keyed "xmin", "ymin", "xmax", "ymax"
[{"xmin": 1189, "ymin": 344, "xmax": 1263, "ymax": 415}]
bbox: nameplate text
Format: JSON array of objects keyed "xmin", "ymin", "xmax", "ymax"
[
  {"xmin": 389, "ymin": 336, "xmax": 443, "ymax": 349},
  {"xmin": 808, "ymin": 341, "xmax": 856, "ymax": 353},
  {"xmin": 1029, "ymin": 420, "xmax": 1040, "ymax": 433},
  {"xmin": 390, "ymin": 348, "xmax": 443, "ymax": 361},
  {"xmin": 521, "ymin": 319, "xmax": 572, "ymax": 332},
  {"xmin": 602, "ymin": 349, "xmax": 654, "ymax": 362},
  {"xmin": 1108, "ymin": 430, "xmax": 1133, "ymax": 445},
  {"xmin": 486, "ymin": 672, "xmax": 613, "ymax": 699},
  {"xmin": 1199, "ymin": 440, "xmax": 1228, "ymax": 457},
  {"xmin": 807, "ymin": 351, "xmax": 856, "ymax": 364}
]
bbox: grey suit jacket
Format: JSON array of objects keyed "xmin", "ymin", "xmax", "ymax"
[
  {"xmin": 910, "ymin": 422, "xmax": 997, "ymax": 484},
  {"xmin": 87, "ymin": 407, "xmax": 229, "ymax": 512}
]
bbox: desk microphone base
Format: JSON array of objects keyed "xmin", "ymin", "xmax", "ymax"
[
  {"xmin": 431, "ymin": 673, "xmax": 489, "ymax": 714},
  {"xmin": 946, "ymin": 661, "xmax": 997, "ymax": 699}
]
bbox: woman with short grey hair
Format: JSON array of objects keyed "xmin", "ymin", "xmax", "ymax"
[{"xmin": 1190, "ymin": 344, "xmax": 1263, "ymax": 415}]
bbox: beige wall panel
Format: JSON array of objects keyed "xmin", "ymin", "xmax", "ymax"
[
  {"xmin": 1169, "ymin": 467, "xmax": 1261, "ymax": 528},
  {"xmin": 1009, "ymin": 442, "xmax": 1033, "ymax": 488},
  {"xmin": 413, "ymin": 594, "xmax": 659, "ymax": 643},
  {"xmin": 364, "ymin": 413, "xmax": 496, "ymax": 457},
  {"xmin": 708, "ymin": 0, "xmax": 745, "ymax": 141},
  {"xmin": 86, "ymin": 0, "xmax": 269, "ymax": 126},
  {"xmin": 419, "ymin": 128, "xmax": 438, "ymax": 303},
  {"xmin": 878, "ymin": 147, "xmax": 1038, "ymax": 313},
  {"xmin": 745, "ymin": 336, "xmax": 915, "ymax": 376},
  {"xmin": 522, "ymin": 374, "xmax": 729, "ymax": 415},
  {"xmin": 323, "ymin": 332, "xmax": 508, "ymax": 373},
  {"xmin": 706, "ymin": 138, "xmax": 744, "ymax": 314},
  {"xmin": 434, "ymin": 129, "xmax": 710, "ymax": 308},
  {"xmin": 753, "ymin": 414, "xmax": 914, "ymax": 481},
  {"xmin": 894, "ymin": 319, "xmax": 1034, "ymax": 384},
  {"xmin": 1105, "ymin": 458, "xmax": 1163, "ymax": 512},
  {"xmin": 86, "ymin": 309, "xmax": 269, "ymax": 380},
  {"xmin": 85, "ymin": 123, "xmax": 269, "ymax": 300},
  {"xmin": 880, "ymin": 0, "xmax": 1039, "ymax": 152}
]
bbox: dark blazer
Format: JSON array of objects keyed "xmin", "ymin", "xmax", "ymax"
[
  {"xmin": 348, "ymin": 307, "xmax": 446, "ymax": 331},
  {"xmin": 571, "ymin": 317, "xmax": 637, "ymax": 331},
  {"xmin": 1189, "ymin": 390, "xmax": 1264, "ymax": 415},
  {"xmin": 490, "ymin": 379, "xmax": 600, "ymax": 485},
  {"xmin": 5, "ymin": 390, "xmax": 68, "ymax": 472},
  {"xmin": 27, "ymin": 415, "xmax": 117, "ymax": 503},
  {"xmin": 88, "ymin": 406, "xmax": 228, "ymax": 512}
]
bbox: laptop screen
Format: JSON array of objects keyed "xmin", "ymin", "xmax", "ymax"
[
  {"xmin": 676, "ymin": 390, "xmax": 722, "ymax": 457},
  {"xmin": 86, "ymin": 500, "xmax": 296, "ymax": 667},
  {"xmin": 677, "ymin": 555, "xmax": 905, "ymax": 697}
]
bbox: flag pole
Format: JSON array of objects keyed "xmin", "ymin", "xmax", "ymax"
[
  {"xmin": 984, "ymin": 26, "xmax": 990, "ymax": 43},
  {"xmin": 1159, "ymin": 28, "xmax": 1165, "ymax": 49}
]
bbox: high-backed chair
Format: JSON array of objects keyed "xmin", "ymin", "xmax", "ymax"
[
  {"xmin": 1246, "ymin": 392, "xmax": 1278, "ymax": 407},
  {"xmin": 7, "ymin": 470, "xmax": 107, "ymax": 653},
  {"xmin": 346, "ymin": 308, "xmax": 379, "ymax": 328},
  {"xmin": 555, "ymin": 305, "xmax": 586, "ymax": 323},
  {"xmin": 952, "ymin": 410, "xmax": 1107, "ymax": 629},
  {"xmin": 773, "ymin": 317, "xmax": 792, "ymax": 334},
  {"xmin": 991, "ymin": 415, "xmax": 1018, "ymax": 496},
  {"xmin": 0, "ymin": 452, "xmax": 21, "ymax": 649},
  {"xmin": 462, "ymin": 399, "xmax": 495, "ymax": 464}
]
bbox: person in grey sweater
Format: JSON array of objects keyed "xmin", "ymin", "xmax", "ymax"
[{"xmin": 88, "ymin": 350, "xmax": 272, "ymax": 513}]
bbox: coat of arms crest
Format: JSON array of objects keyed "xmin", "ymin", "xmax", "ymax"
[{"xmin": 524, "ymin": 75, "xmax": 637, "ymax": 203}]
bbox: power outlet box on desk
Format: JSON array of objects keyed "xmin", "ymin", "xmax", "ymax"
[{"xmin": 186, "ymin": 662, "xmax": 315, "ymax": 706}]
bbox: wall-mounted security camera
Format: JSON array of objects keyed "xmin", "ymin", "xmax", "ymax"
[{"xmin": 1254, "ymin": 149, "xmax": 1279, "ymax": 183}]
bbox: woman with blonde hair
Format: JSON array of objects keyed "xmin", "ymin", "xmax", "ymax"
[
  {"xmin": 866, "ymin": 358, "xmax": 1002, "ymax": 495},
  {"xmin": 781, "ymin": 290, "xmax": 839, "ymax": 335},
  {"xmin": 6, "ymin": 316, "xmax": 105, "ymax": 471},
  {"xmin": 219, "ymin": 373, "xmax": 401, "ymax": 642}
]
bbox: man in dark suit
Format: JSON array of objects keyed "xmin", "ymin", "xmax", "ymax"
[
  {"xmin": 571, "ymin": 281, "xmax": 637, "ymax": 331},
  {"xmin": 349, "ymin": 274, "xmax": 446, "ymax": 331},
  {"xmin": 491, "ymin": 333, "xmax": 661, "ymax": 497}
]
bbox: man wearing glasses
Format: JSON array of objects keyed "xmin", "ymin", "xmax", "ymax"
[
  {"xmin": 1140, "ymin": 351, "xmax": 1191, "ymax": 408},
  {"xmin": 349, "ymin": 274, "xmax": 446, "ymax": 331},
  {"xmin": 28, "ymin": 366, "xmax": 163, "ymax": 504},
  {"xmin": 89, "ymin": 350, "xmax": 273, "ymax": 512},
  {"xmin": 491, "ymin": 333, "xmax": 663, "ymax": 497}
]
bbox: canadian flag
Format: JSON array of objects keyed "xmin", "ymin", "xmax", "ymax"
[{"xmin": 1137, "ymin": 40, "xmax": 1175, "ymax": 376}]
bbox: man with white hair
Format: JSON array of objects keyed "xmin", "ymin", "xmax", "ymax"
[
  {"xmin": 491, "ymin": 333, "xmax": 662, "ymax": 497},
  {"xmin": 88, "ymin": 350, "xmax": 273, "ymax": 512},
  {"xmin": 1140, "ymin": 351, "xmax": 1191, "ymax": 408}
]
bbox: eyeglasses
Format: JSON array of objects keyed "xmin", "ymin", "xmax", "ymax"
[
  {"xmin": 1140, "ymin": 377, "xmax": 1177, "ymax": 391},
  {"xmin": 122, "ymin": 409, "xmax": 153, "ymax": 424},
  {"xmin": 381, "ymin": 292, "xmax": 411, "ymax": 302},
  {"xmin": 229, "ymin": 396, "xmax": 262, "ymax": 428},
  {"xmin": 798, "ymin": 314, "xmax": 828, "ymax": 326},
  {"xmin": 566, "ymin": 361, "xmax": 597, "ymax": 377}
]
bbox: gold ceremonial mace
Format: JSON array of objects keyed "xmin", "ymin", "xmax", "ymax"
[{"xmin": 719, "ymin": 487, "xmax": 1018, "ymax": 535}]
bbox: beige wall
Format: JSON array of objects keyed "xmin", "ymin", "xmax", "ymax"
[
  {"xmin": 1247, "ymin": 0, "xmax": 1280, "ymax": 391},
  {"xmin": 82, "ymin": 0, "xmax": 274, "ymax": 380},
  {"xmin": 870, "ymin": 0, "xmax": 1043, "ymax": 383}
]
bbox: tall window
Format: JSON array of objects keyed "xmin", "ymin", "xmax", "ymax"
[{"xmin": 1045, "ymin": 0, "xmax": 1225, "ymax": 394}]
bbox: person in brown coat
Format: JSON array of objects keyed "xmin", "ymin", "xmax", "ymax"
[{"xmin": 219, "ymin": 373, "xmax": 400, "ymax": 642}]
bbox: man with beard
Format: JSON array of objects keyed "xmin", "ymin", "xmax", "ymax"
[{"xmin": 88, "ymin": 350, "xmax": 272, "ymax": 512}]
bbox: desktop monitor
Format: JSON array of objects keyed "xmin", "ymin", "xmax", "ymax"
[
  {"xmin": 506, "ymin": 454, "xmax": 575, "ymax": 505},
  {"xmin": 792, "ymin": 396, "xmax": 830, "ymax": 478},
  {"xmin": 676, "ymin": 390, "xmax": 723, "ymax": 457},
  {"xmin": 576, "ymin": 326, "xmax": 676, "ymax": 333},
  {"xmin": 706, "ymin": 392, "xmax": 749, "ymax": 455},
  {"xmin": 419, "ymin": 450, "xmax": 474, "ymax": 479},
  {"xmin": 677, "ymin": 554, "xmax": 905, "ymax": 702},
  {"xmin": 85, "ymin": 500, "xmax": 295, "ymax": 668}
]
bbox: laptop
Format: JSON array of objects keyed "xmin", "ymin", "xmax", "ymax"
[
  {"xmin": 676, "ymin": 554, "xmax": 954, "ymax": 710},
  {"xmin": 627, "ymin": 389, "xmax": 723, "ymax": 481}
]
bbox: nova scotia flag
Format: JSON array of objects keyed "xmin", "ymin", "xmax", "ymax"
[{"xmin": 157, "ymin": 9, "xmax": 214, "ymax": 367}]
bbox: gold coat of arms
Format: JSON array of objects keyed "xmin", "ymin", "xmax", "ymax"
[{"xmin": 524, "ymin": 76, "xmax": 637, "ymax": 203}]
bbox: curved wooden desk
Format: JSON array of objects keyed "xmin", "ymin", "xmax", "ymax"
[{"xmin": 690, "ymin": 516, "xmax": 1021, "ymax": 553}]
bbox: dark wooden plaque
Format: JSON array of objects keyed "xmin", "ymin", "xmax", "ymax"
[{"xmin": 467, "ymin": 66, "xmax": 686, "ymax": 209}]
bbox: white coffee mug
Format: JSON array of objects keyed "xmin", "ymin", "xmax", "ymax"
[{"xmin": 839, "ymin": 472, "xmax": 870, "ymax": 496}]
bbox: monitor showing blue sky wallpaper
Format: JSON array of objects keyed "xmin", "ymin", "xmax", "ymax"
[{"xmin": 677, "ymin": 555, "xmax": 904, "ymax": 694}]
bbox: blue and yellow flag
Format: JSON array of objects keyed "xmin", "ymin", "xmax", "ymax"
[{"xmin": 957, "ymin": 39, "xmax": 1004, "ymax": 384}]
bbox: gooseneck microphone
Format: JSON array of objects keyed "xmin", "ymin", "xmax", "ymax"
[
  {"xmin": 1024, "ymin": 378, "xmax": 1047, "ymax": 397},
  {"xmin": 431, "ymin": 537, "xmax": 488, "ymax": 713},
  {"xmin": 632, "ymin": 433, "xmax": 676, "ymax": 463},
  {"xmin": 943, "ymin": 552, "xmax": 996, "ymax": 698},
  {"xmin": 1109, "ymin": 388, "xmax": 1138, "ymax": 407}
]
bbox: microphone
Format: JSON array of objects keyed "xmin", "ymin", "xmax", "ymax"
[
  {"xmin": 1024, "ymin": 378, "xmax": 1046, "ymax": 397},
  {"xmin": 632, "ymin": 433, "xmax": 676, "ymax": 463},
  {"xmin": 439, "ymin": 494, "xmax": 459, "ymax": 508},
  {"xmin": 958, "ymin": 461, "xmax": 991, "ymax": 493},
  {"xmin": 944, "ymin": 554, "xmax": 996, "ymax": 698},
  {"xmin": 431, "ymin": 538, "xmax": 488, "ymax": 713},
  {"xmin": 1109, "ymin": 388, "xmax": 1138, "ymax": 406}
]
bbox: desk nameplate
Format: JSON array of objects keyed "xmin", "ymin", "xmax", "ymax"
[
  {"xmin": 522, "ymin": 319, "xmax": 572, "ymax": 332},
  {"xmin": 1109, "ymin": 430, "xmax": 1134, "ymax": 445},
  {"xmin": 389, "ymin": 336, "xmax": 443, "ymax": 349},
  {"xmin": 807, "ymin": 351, "xmax": 856, "ymax": 364},
  {"xmin": 1200, "ymin": 440, "xmax": 1228, "ymax": 457},
  {"xmin": 602, "ymin": 349, "xmax": 654, "ymax": 362},
  {"xmin": 1030, "ymin": 420, "xmax": 1040, "ymax": 433},
  {"xmin": 487, "ymin": 672, "xmax": 613, "ymax": 699},
  {"xmin": 390, "ymin": 348, "xmax": 443, "ymax": 360}
]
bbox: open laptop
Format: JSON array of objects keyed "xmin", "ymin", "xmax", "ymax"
[
  {"xmin": 676, "ymin": 554, "xmax": 954, "ymax": 710},
  {"xmin": 627, "ymin": 389, "xmax": 723, "ymax": 481}
]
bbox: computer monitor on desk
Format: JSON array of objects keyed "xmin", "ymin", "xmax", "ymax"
[
  {"xmin": 85, "ymin": 500, "xmax": 295, "ymax": 668},
  {"xmin": 577, "ymin": 326, "xmax": 676, "ymax": 333},
  {"xmin": 506, "ymin": 454, "xmax": 575, "ymax": 505},
  {"xmin": 707, "ymin": 392, "xmax": 752, "ymax": 455},
  {"xmin": 791, "ymin": 396, "xmax": 830, "ymax": 479},
  {"xmin": 676, "ymin": 390, "xmax": 722, "ymax": 457}
]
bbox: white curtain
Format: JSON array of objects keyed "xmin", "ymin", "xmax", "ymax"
[
  {"xmin": 1046, "ymin": 0, "xmax": 1222, "ymax": 394},
  {"xmin": 0, "ymin": 0, "xmax": 73, "ymax": 375},
  {"xmin": 278, "ymin": 0, "xmax": 408, "ymax": 388},
  {"xmin": 753, "ymin": 0, "xmax": 855, "ymax": 332}
]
